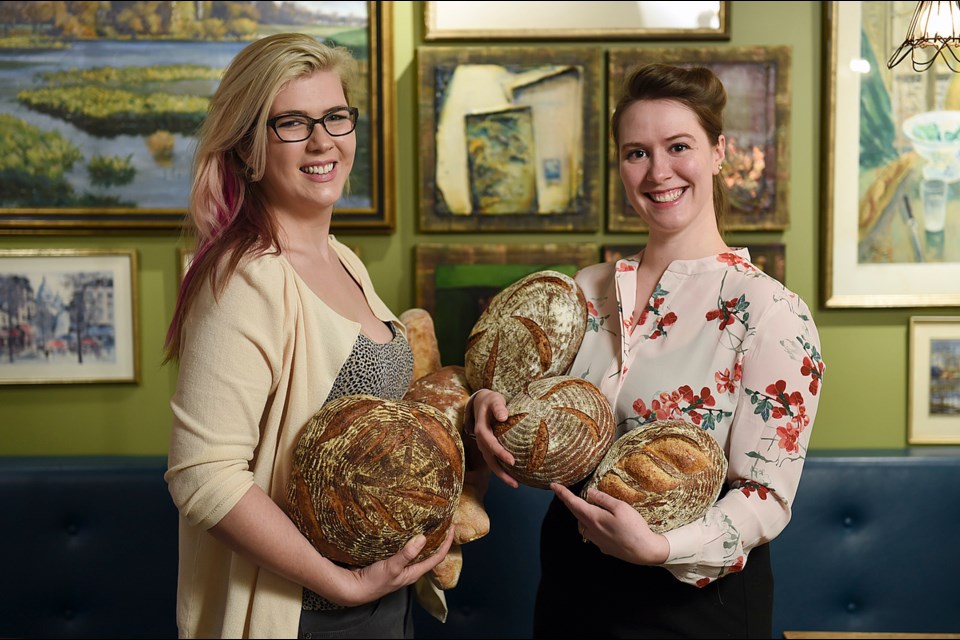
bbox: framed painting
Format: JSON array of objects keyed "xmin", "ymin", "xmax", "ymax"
[
  {"xmin": 423, "ymin": 1, "xmax": 730, "ymax": 41},
  {"xmin": 414, "ymin": 243, "xmax": 598, "ymax": 365},
  {"xmin": 417, "ymin": 46, "xmax": 603, "ymax": 232},
  {"xmin": 0, "ymin": 248, "xmax": 139, "ymax": 384},
  {"xmin": 607, "ymin": 46, "xmax": 791, "ymax": 232},
  {"xmin": 603, "ymin": 243, "xmax": 787, "ymax": 285},
  {"xmin": 908, "ymin": 316, "xmax": 960, "ymax": 444},
  {"xmin": 0, "ymin": 1, "xmax": 394, "ymax": 233},
  {"xmin": 823, "ymin": 1, "xmax": 960, "ymax": 307}
]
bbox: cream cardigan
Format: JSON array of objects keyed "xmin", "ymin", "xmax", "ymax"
[{"xmin": 165, "ymin": 238, "xmax": 404, "ymax": 638}]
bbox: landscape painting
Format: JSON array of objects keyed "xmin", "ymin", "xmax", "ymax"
[{"xmin": 0, "ymin": 1, "xmax": 392, "ymax": 232}]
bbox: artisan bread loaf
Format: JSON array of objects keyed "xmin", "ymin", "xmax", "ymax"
[
  {"xmin": 399, "ymin": 308, "xmax": 442, "ymax": 381},
  {"xmin": 403, "ymin": 365, "xmax": 471, "ymax": 433},
  {"xmin": 494, "ymin": 376, "xmax": 614, "ymax": 489},
  {"xmin": 403, "ymin": 365, "xmax": 485, "ymax": 472},
  {"xmin": 286, "ymin": 395, "xmax": 464, "ymax": 566},
  {"xmin": 464, "ymin": 270, "xmax": 587, "ymax": 399},
  {"xmin": 429, "ymin": 543, "xmax": 463, "ymax": 590},
  {"xmin": 582, "ymin": 419, "xmax": 727, "ymax": 533}
]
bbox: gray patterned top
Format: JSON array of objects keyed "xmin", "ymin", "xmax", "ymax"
[{"xmin": 302, "ymin": 322, "xmax": 414, "ymax": 611}]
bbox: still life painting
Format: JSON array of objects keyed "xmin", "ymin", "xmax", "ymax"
[
  {"xmin": 0, "ymin": 1, "xmax": 391, "ymax": 232},
  {"xmin": 823, "ymin": 1, "xmax": 960, "ymax": 306}
]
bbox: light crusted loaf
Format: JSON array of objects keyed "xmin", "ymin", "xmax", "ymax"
[
  {"xmin": 464, "ymin": 270, "xmax": 587, "ymax": 399},
  {"xmin": 582, "ymin": 419, "xmax": 727, "ymax": 533}
]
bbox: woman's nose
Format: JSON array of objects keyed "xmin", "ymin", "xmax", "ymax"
[{"xmin": 649, "ymin": 153, "xmax": 673, "ymax": 181}]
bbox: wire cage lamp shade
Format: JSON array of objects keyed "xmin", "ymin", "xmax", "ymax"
[{"xmin": 888, "ymin": 1, "xmax": 960, "ymax": 72}]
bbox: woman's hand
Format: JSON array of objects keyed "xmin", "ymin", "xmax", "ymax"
[
  {"xmin": 468, "ymin": 389, "xmax": 519, "ymax": 489},
  {"xmin": 550, "ymin": 483, "xmax": 669, "ymax": 565},
  {"xmin": 339, "ymin": 524, "xmax": 456, "ymax": 606}
]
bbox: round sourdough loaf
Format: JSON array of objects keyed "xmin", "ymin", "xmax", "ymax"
[
  {"xmin": 286, "ymin": 395, "xmax": 464, "ymax": 566},
  {"xmin": 464, "ymin": 270, "xmax": 587, "ymax": 399},
  {"xmin": 582, "ymin": 419, "xmax": 727, "ymax": 534},
  {"xmin": 494, "ymin": 376, "xmax": 614, "ymax": 489}
]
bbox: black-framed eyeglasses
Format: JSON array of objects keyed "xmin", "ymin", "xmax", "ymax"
[{"xmin": 267, "ymin": 106, "xmax": 359, "ymax": 142}]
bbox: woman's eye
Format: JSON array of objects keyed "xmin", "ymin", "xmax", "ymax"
[
  {"xmin": 671, "ymin": 143, "xmax": 690, "ymax": 152},
  {"xmin": 625, "ymin": 149, "xmax": 646, "ymax": 160},
  {"xmin": 277, "ymin": 117, "xmax": 308, "ymax": 129}
]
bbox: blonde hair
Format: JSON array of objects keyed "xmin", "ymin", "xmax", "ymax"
[{"xmin": 165, "ymin": 33, "xmax": 358, "ymax": 362}]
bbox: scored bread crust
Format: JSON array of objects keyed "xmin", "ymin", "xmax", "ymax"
[
  {"xmin": 494, "ymin": 376, "xmax": 615, "ymax": 489},
  {"xmin": 464, "ymin": 270, "xmax": 587, "ymax": 399},
  {"xmin": 286, "ymin": 395, "xmax": 464, "ymax": 566},
  {"xmin": 582, "ymin": 419, "xmax": 727, "ymax": 534}
]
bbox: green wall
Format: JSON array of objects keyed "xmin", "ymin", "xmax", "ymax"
[{"xmin": 1, "ymin": 2, "xmax": 954, "ymax": 455}]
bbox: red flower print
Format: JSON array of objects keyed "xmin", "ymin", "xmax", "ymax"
[
  {"xmin": 716, "ymin": 368, "xmax": 737, "ymax": 394},
  {"xmin": 616, "ymin": 262, "xmax": 636, "ymax": 272},
  {"xmin": 587, "ymin": 301, "xmax": 599, "ymax": 317},
  {"xmin": 706, "ymin": 299, "xmax": 738, "ymax": 329},
  {"xmin": 766, "ymin": 379, "xmax": 787, "ymax": 397},
  {"xmin": 717, "ymin": 253, "xmax": 747, "ymax": 268},
  {"xmin": 776, "ymin": 424, "xmax": 801, "ymax": 454},
  {"xmin": 632, "ymin": 398, "xmax": 648, "ymax": 415},
  {"xmin": 801, "ymin": 356, "xmax": 824, "ymax": 395},
  {"xmin": 696, "ymin": 577, "xmax": 712, "ymax": 588},
  {"xmin": 739, "ymin": 482, "xmax": 770, "ymax": 500},
  {"xmin": 729, "ymin": 556, "xmax": 745, "ymax": 573}
]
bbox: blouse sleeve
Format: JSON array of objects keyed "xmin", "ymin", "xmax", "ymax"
[{"xmin": 661, "ymin": 293, "xmax": 825, "ymax": 587}]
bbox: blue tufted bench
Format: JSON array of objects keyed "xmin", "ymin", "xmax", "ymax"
[{"xmin": 1, "ymin": 450, "xmax": 958, "ymax": 639}]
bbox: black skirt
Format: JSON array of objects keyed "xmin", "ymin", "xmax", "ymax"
[{"xmin": 533, "ymin": 492, "xmax": 773, "ymax": 639}]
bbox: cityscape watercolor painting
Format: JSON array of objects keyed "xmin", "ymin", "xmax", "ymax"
[{"xmin": 0, "ymin": 249, "xmax": 138, "ymax": 384}]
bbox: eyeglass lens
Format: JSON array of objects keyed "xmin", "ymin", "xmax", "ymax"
[{"xmin": 271, "ymin": 108, "xmax": 356, "ymax": 141}]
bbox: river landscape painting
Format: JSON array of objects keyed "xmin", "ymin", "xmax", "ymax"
[{"xmin": 0, "ymin": 1, "xmax": 390, "ymax": 231}]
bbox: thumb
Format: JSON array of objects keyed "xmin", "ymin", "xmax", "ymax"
[{"xmin": 400, "ymin": 534, "xmax": 427, "ymax": 563}]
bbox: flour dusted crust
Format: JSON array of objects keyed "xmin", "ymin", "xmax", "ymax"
[
  {"xmin": 399, "ymin": 308, "xmax": 443, "ymax": 381},
  {"xmin": 494, "ymin": 376, "xmax": 615, "ymax": 489},
  {"xmin": 286, "ymin": 395, "xmax": 464, "ymax": 566},
  {"xmin": 464, "ymin": 270, "xmax": 587, "ymax": 400},
  {"xmin": 583, "ymin": 419, "xmax": 727, "ymax": 534},
  {"xmin": 403, "ymin": 365, "xmax": 471, "ymax": 433}
]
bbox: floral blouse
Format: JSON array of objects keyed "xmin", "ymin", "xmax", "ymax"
[{"xmin": 570, "ymin": 249, "xmax": 825, "ymax": 587}]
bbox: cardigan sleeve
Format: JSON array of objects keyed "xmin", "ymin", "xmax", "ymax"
[{"xmin": 165, "ymin": 257, "xmax": 292, "ymax": 530}]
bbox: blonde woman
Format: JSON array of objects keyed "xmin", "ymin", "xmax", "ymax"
[{"xmin": 164, "ymin": 33, "xmax": 452, "ymax": 639}]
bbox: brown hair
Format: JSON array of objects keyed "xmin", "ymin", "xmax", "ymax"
[{"xmin": 611, "ymin": 63, "xmax": 729, "ymax": 233}]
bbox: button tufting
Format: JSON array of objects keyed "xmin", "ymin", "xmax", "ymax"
[
  {"xmin": 842, "ymin": 516, "xmax": 854, "ymax": 527},
  {"xmin": 846, "ymin": 601, "xmax": 858, "ymax": 612},
  {"xmin": 66, "ymin": 523, "xmax": 79, "ymax": 535}
]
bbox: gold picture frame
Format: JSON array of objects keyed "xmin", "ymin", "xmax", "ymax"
[
  {"xmin": 414, "ymin": 243, "xmax": 598, "ymax": 365},
  {"xmin": 417, "ymin": 46, "xmax": 603, "ymax": 232},
  {"xmin": 822, "ymin": 2, "xmax": 960, "ymax": 307},
  {"xmin": 0, "ymin": 248, "xmax": 139, "ymax": 384},
  {"xmin": 0, "ymin": 1, "xmax": 394, "ymax": 233},
  {"xmin": 423, "ymin": 1, "xmax": 730, "ymax": 41},
  {"xmin": 607, "ymin": 45, "xmax": 791, "ymax": 232},
  {"xmin": 908, "ymin": 316, "xmax": 960, "ymax": 444}
]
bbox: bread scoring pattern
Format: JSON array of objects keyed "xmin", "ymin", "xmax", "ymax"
[
  {"xmin": 583, "ymin": 419, "xmax": 727, "ymax": 533},
  {"xmin": 464, "ymin": 270, "xmax": 587, "ymax": 400},
  {"xmin": 286, "ymin": 395, "xmax": 464, "ymax": 565}
]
